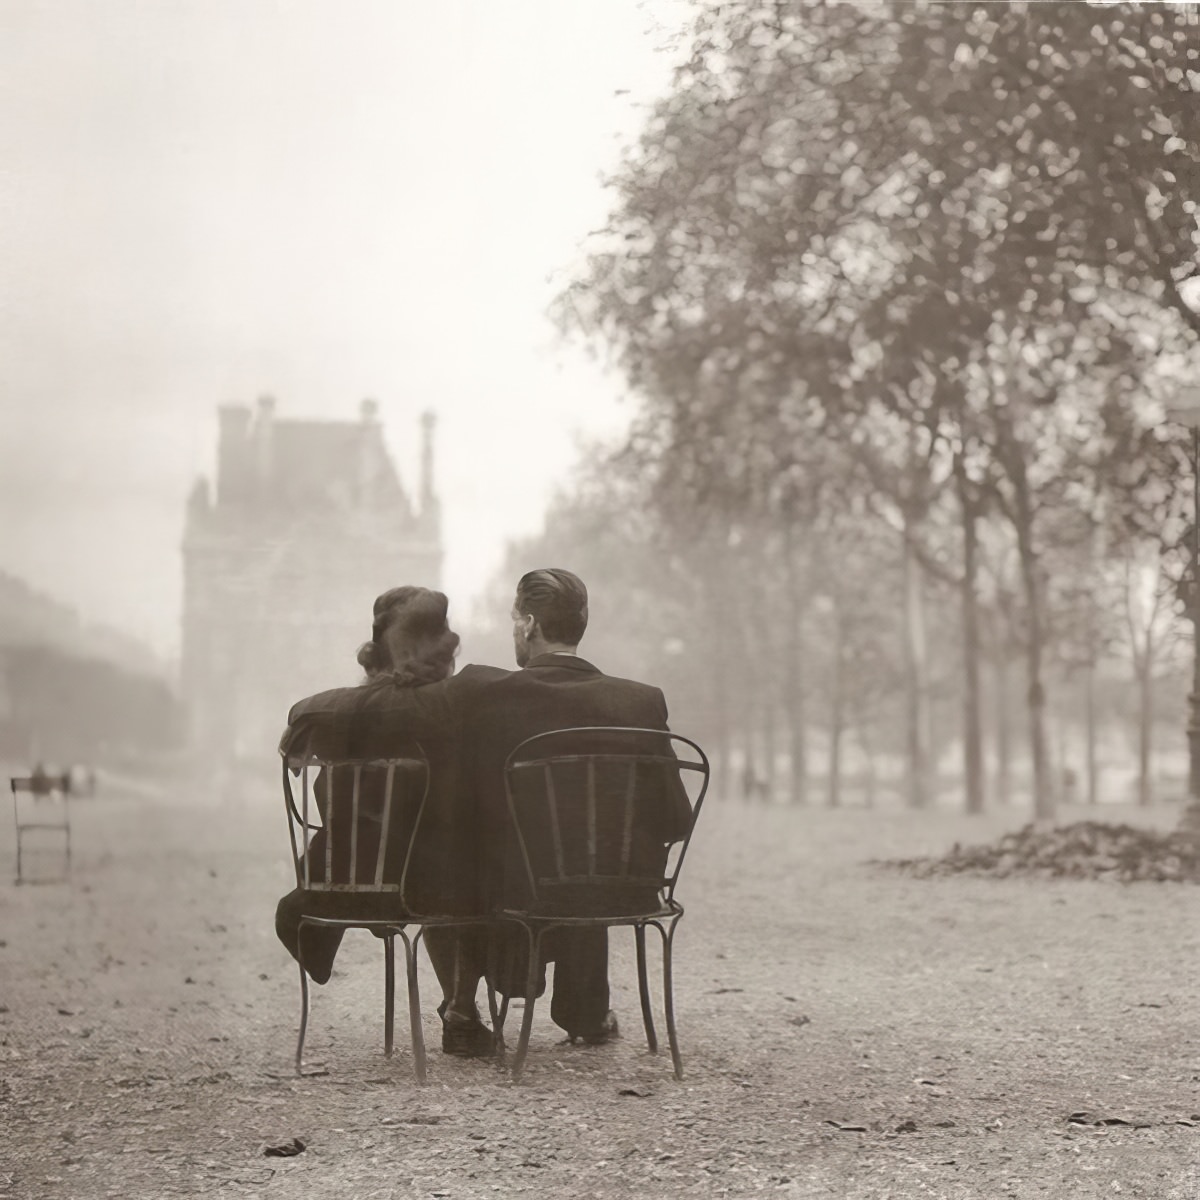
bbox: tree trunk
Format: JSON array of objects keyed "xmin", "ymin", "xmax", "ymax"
[
  {"xmin": 902, "ymin": 517, "xmax": 933, "ymax": 808},
  {"xmin": 827, "ymin": 605, "xmax": 844, "ymax": 809},
  {"xmin": 713, "ymin": 722, "xmax": 731, "ymax": 803},
  {"xmin": 994, "ymin": 645, "xmax": 1012, "ymax": 806},
  {"xmin": 787, "ymin": 676, "xmax": 807, "ymax": 804},
  {"xmin": 1085, "ymin": 661, "xmax": 1099, "ymax": 805},
  {"xmin": 783, "ymin": 525, "xmax": 808, "ymax": 805},
  {"xmin": 762, "ymin": 675, "xmax": 777, "ymax": 803},
  {"xmin": 954, "ymin": 453, "xmax": 986, "ymax": 815},
  {"xmin": 1052, "ymin": 695, "xmax": 1069, "ymax": 802},
  {"xmin": 745, "ymin": 677, "xmax": 763, "ymax": 804},
  {"xmin": 1137, "ymin": 653, "xmax": 1154, "ymax": 807},
  {"xmin": 1010, "ymin": 462, "xmax": 1054, "ymax": 820},
  {"xmin": 856, "ymin": 715, "xmax": 878, "ymax": 809},
  {"xmin": 1121, "ymin": 553, "xmax": 1166, "ymax": 811},
  {"xmin": 707, "ymin": 561, "xmax": 733, "ymax": 801}
]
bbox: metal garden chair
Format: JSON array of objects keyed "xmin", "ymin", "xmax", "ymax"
[
  {"xmin": 10, "ymin": 768, "xmax": 72, "ymax": 884},
  {"xmin": 281, "ymin": 745, "xmax": 494, "ymax": 1083},
  {"xmin": 493, "ymin": 727, "xmax": 709, "ymax": 1082}
]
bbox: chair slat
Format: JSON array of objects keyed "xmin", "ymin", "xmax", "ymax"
[
  {"xmin": 544, "ymin": 764, "xmax": 566, "ymax": 879},
  {"xmin": 301, "ymin": 765, "xmax": 311, "ymax": 889},
  {"xmin": 586, "ymin": 759, "xmax": 596, "ymax": 876},
  {"xmin": 375, "ymin": 761, "xmax": 396, "ymax": 887},
  {"xmin": 620, "ymin": 760, "xmax": 636, "ymax": 877},
  {"xmin": 349, "ymin": 764, "xmax": 361, "ymax": 884},
  {"xmin": 324, "ymin": 769, "xmax": 334, "ymax": 884}
]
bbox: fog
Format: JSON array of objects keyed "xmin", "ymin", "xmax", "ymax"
[
  {"xmin": 4, "ymin": 8, "xmax": 1199, "ymax": 1194},
  {"xmin": 0, "ymin": 0, "xmax": 690, "ymax": 663}
]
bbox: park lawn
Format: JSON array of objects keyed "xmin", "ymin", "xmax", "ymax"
[{"xmin": 1, "ymin": 781, "xmax": 1197, "ymax": 1199}]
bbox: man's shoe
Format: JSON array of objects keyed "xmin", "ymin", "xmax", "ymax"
[
  {"xmin": 570, "ymin": 1010, "xmax": 620, "ymax": 1046},
  {"xmin": 438, "ymin": 1001, "xmax": 497, "ymax": 1058}
]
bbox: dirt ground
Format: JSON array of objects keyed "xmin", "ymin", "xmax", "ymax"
[{"xmin": 2, "ymin": 778, "xmax": 1198, "ymax": 1200}]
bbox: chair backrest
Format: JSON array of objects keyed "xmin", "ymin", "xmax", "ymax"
[
  {"xmin": 11, "ymin": 771, "xmax": 71, "ymax": 797},
  {"xmin": 281, "ymin": 745, "xmax": 430, "ymax": 906},
  {"xmin": 502, "ymin": 727, "xmax": 709, "ymax": 916}
]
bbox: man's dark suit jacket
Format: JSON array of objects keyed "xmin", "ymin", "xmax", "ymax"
[{"xmin": 284, "ymin": 654, "xmax": 693, "ymax": 913}]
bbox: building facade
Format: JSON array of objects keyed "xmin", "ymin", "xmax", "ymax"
[{"xmin": 181, "ymin": 397, "xmax": 441, "ymax": 761}]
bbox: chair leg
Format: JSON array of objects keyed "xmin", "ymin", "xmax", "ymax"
[
  {"xmin": 660, "ymin": 917, "xmax": 683, "ymax": 1080},
  {"xmin": 486, "ymin": 977, "xmax": 505, "ymax": 1058},
  {"xmin": 635, "ymin": 923, "xmax": 658, "ymax": 1055},
  {"xmin": 295, "ymin": 959, "xmax": 311, "ymax": 1076},
  {"xmin": 486, "ymin": 928, "xmax": 513, "ymax": 1057},
  {"xmin": 401, "ymin": 929, "xmax": 427, "ymax": 1085},
  {"xmin": 510, "ymin": 925, "xmax": 542, "ymax": 1083},
  {"xmin": 383, "ymin": 932, "xmax": 396, "ymax": 1059}
]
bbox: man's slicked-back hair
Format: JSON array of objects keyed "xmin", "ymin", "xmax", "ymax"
[{"xmin": 515, "ymin": 568, "xmax": 588, "ymax": 645}]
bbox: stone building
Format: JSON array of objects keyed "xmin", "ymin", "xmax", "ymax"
[{"xmin": 181, "ymin": 397, "xmax": 441, "ymax": 762}]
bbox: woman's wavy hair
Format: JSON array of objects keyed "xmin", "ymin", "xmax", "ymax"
[{"xmin": 356, "ymin": 586, "xmax": 460, "ymax": 687}]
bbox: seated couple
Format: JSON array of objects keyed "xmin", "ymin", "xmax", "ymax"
[{"xmin": 277, "ymin": 568, "xmax": 692, "ymax": 1058}]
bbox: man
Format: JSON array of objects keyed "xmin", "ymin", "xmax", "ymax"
[{"xmin": 283, "ymin": 568, "xmax": 691, "ymax": 1055}]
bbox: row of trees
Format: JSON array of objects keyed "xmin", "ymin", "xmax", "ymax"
[
  {"xmin": 0, "ymin": 643, "xmax": 182, "ymax": 766},
  {"xmin": 495, "ymin": 2, "xmax": 1200, "ymax": 819}
]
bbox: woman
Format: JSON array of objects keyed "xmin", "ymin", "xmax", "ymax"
[{"xmin": 275, "ymin": 586, "xmax": 493, "ymax": 1056}]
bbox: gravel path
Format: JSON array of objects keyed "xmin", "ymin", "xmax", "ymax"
[{"xmin": 2, "ymin": 784, "xmax": 1198, "ymax": 1199}]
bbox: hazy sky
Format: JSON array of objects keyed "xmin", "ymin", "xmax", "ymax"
[{"xmin": 0, "ymin": 0, "xmax": 691, "ymax": 660}]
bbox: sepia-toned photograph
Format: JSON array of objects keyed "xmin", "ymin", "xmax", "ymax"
[{"xmin": 2, "ymin": 2, "xmax": 1199, "ymax": 1197}]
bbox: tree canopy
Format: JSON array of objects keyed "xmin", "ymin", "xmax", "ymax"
[{"xmin": 544, "ymin": 1, "xmax": 1200, "ymax": 815}]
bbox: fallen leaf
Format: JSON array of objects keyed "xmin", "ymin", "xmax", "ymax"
[
  {"xmin": 263, "ymin": 1137, "xmax": 306, "ymax": 1157},
  {"xmin": 1067, "ymin": 1112, "xmax": 1152, "ymax": 1129}
]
